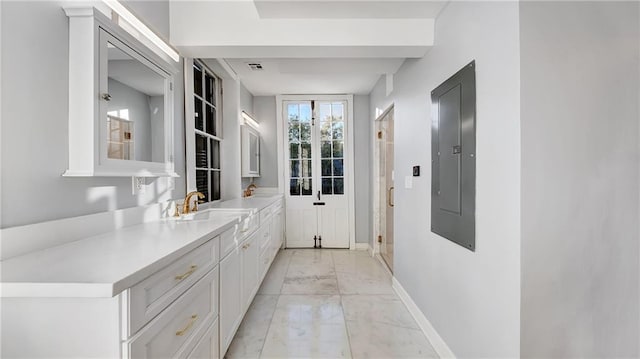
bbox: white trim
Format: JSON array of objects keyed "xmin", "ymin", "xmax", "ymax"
[
  {"xmin": 184, "ymin": 58, "xmax": 196, "ymax": 192},
  {"xmin": 392, "ymin": 277, "xmax": 456, "ymax": 359},
  {"xmin": 276, "ymin": 96, "xmax": 284, "ymax": 194},
  {"xmin": 241, "ymin": 111, "xmax": 260, "ymax": 129},
  {"xmin": 354, "ymin": 243, "xmax": 369, "ymax": 251},
  {"xmin": 217, "ymin": 59, "xmax": 239, "ymax": 81},
  {"xmin": 276, "ymin": 94, "xmax": 356, "ymax": 250},
  {"xmin": 101, "ymin": 0, "xmax": 179, "ymax": 62}
]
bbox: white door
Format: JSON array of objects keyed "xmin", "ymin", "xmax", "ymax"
[{"xmin": 284, "ymin": 100, "xmax": 350, "ymax": 248}]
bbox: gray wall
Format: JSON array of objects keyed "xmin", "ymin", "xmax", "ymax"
[
  {"xmin": 520, "ymin": 2, "xmax": 640, "ymax": 357},
  {"xmin": 107, "ymin": 78, "xmax": 152, "ymax": 162},
  {"xmin": 253, "ymin": 96, "xmax": 278, "ymax": 188},
  {"xmin": 0, "ymin": 1, "xmax": 185, "ymax": 228},
  {"xmin": 240, "ymin": 84, "xmax": 255, "ymax": 190},
  {"xmin": 123, "ymin": 1, "xmax": 169, "ymax": 39},
  {"xmin": 353, "ymin": 95, "xmax": 371, "ymax": 244},
  {"xmin": 369, "ymin": 2, "xmax": 521, "ymax": 356}
]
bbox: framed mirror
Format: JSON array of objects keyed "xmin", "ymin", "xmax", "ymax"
[{"xmin": 63, "ymin": 7, "xmax": 178, "ymax": 177}]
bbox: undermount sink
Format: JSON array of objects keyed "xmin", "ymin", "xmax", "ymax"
[
  {"xmin": 173, "ymin": 211, "xmax": 212, "ymax": 221},
  {"xmin": 168, "ymin": 208, "xmax": 252, "ymax": 223}
]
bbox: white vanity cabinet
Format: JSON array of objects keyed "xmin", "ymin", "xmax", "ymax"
[
  {"xmin": 218, "ymin": 211, "xmax": 260, "ymax": 356},
  {"xmin": 219, "ymin": 244, "xmax": 242, "ymax": 354},
  {"xmin": 217, "ymin": 198, "xmax": 285, "ymax": 358},
  {"xmin": 241, "ymin": 232, "xmax": 259, "ymax": 311},
  {"xmin": 1, "ymin": 237, "xmax": 221, "ymax": 359}
]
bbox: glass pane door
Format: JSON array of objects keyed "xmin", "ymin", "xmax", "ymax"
[
  {"xmin": 287, "ymin": 102, "xmax": 313, "ymax": 196},
  {"xmin": 318, "ymin": 102, "xmax": 345, "ymax": 195}
]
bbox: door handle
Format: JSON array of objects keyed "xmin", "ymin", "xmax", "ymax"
[
  {"xmin": 388, "ymin": 187, "xmax": 394, "ymax": 207},
  {"xmin": 317, "ymin": 191, "xmax": 320, "ymax": 201}
]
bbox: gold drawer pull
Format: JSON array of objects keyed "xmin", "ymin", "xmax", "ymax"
[
  {"xmin": 175, "ymin": 265, "xmax": 197, "ymax": 281},
  {"xmin": 175, "ymin": 314, "xmax": 198, "ymax": 336},
  {"xmin": 242, "ymin": 243, "xmax": 250, "ymax": 249}
]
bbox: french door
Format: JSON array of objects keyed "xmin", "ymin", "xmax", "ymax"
[{"xmin": 283, "ymin": 99, "xmax": 351, "ymax": 248}]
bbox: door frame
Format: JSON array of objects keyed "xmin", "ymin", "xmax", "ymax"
[
  {"xmin": 372, "ymin": 104, "xmax": 394, "ymax": 255},
  {"xmin": 276, "ymin": 94, "xmax": 356, "ymax": 250}
]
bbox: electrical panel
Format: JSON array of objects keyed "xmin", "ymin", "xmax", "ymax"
[{"xmin": 431, "ymin": 61, "xmax": 476, "ymax": 251}]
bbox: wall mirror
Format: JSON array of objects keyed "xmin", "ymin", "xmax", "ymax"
[
  {"xmin": 103, "ymin": 37, "xmax": 167, "ymax": 164},
  {"xmin": 64, "ymin": 7, "xmax": 178, "ymax": 177}
]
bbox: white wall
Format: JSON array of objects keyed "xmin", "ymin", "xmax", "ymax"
[
  {"xmin": 369, "ymin": 2, "xmax": 521, "ymax": 356},
  {"xmin": 520, "ymin": 2, "xmax": 640, "ymax": 357},
  {"xmin": 0, "ymin": 1, "xmax": 186, "ymax": 228}
]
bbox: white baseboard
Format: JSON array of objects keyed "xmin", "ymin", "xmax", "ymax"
[
  {"xmin": 354, "ymin": 243, "xmax": 369, "ymax": 251},
  {"xmin": 392, "ymin": 277, "xmax": 456, "ymax": 359}
]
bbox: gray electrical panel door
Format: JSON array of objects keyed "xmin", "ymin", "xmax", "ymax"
[{"xmin": 431, "ymin": 61, "xmax": 476, "ymax": 251}]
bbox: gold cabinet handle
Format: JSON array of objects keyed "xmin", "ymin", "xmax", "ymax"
[
  {"xmin": 388, "ymin": 187, "xmax": 395, "ymax": 207},
  {"xmin": 242, "ymin": 243, "xmax": 250, "ymax": 249},
  {"xmin": 175, "ymin": 265, "xmax": 197, "ymax": 281},
  {"xmin": 175, "ymin": 314, "xmax": 198, "ymax": 336}
]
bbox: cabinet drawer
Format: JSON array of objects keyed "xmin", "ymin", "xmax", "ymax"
[
  {"xmin": 259, "ymin": 206, "xmax": 273, "ymax": 224},
  {"xmin": 126, "ymin": 267, "xmax": 219, "ymax": 359},
  {"xmin": 220, "ymin": 213, "xmax": 259, "ymax": 259},
  {"xmin": 259, "ymin": 245, "xmax": 272, "ymax": 280},
  {"xmin": 128, "ymin": 239, "xmax": 219, "ymax": 335},
  {"xmin": 220, "ymin": 225, "xmax": 239, "ymax": 259},
  {"xmin": 187, "ymin": 318, "xmax": 219, "ymax": 359},
  {"xmin": 258, "ymin": 222, "xmax": 271, "ymax": 254}
]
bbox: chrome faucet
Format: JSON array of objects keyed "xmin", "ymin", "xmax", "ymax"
[{"xmin": 183, "ymin": 191, "xmax": 205, "ymax": 214}]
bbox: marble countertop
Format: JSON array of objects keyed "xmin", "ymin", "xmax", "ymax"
[{"xmin": 0, "ymin": 194, "xmax": 282, "ymax": 298}]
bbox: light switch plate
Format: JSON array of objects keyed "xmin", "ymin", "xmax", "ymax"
[{"xmin": 404, "ymin": 176, "xmax": 413, "ymax": 189}]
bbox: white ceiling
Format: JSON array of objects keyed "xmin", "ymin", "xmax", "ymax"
[
  {"xmin": 170, "ymin": 0, "xmax": 449, "ymax": 96},
  {"xmin": 225, "ymin": 58, "xmax": 405, "ymax": 95},
  {"xmin": 253, "ymin": 0, "xmax": 448, "ymax": 19}
]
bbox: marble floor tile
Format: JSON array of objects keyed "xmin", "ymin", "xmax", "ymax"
[
  {"xmin": 341, "ymin": 294, "xmax": 419, "ymax": 330},
  {"xmin": 226, "ymin": 249, "xmax": 439, "ymax": 359},
  {"xmin": 261, "ymin": 295, "xmax": 351, "ymax": 358},
  {"xmin": 225, "ymin": 295, "xmax": 279, "ymax": 359},
  {"xmin": 333, "ymin": 253, "xmax": 389, "ymax": 277},
  {"xmin": 288, "ymin": 249, "xmax": 335, "ymax": 267},
  {"xmin": 336, "ymin": 271, "xmax": 394, "ymax": 295},
  {"xmin": 280, "ymin": 271, "xmax": 339, "ymax": 295},
  {"xmin": 258, "ymin": 250, "xmax": 293, "ymax": 295},
  {"xmin": 281, "ymin": 251, "xmax": 338, "ymax": 294},
  {"xmin": 345, "ymin": 319, "xmax": 438, "ymax": 358}
]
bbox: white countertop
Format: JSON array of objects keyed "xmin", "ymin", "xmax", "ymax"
[
  {"xmin": 210, "ymin": 194, "xmax": 282, "ymax": 211},
  {"xmin": 0, "ymin": 212, "xmax": 244, "ymax": 298},
  {"xmin": 1, "ymin": 195, "xmax": 283, "ymax": 298}
]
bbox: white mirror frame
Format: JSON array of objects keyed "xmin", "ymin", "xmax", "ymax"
[{"xmin": 63, "ymin": 7, "xmax": 178, "ymax": 177}]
